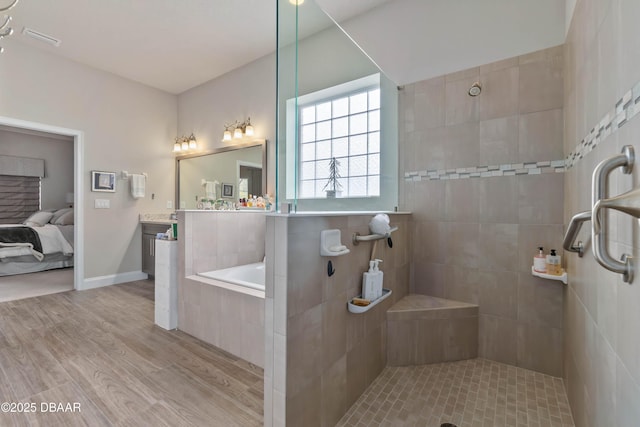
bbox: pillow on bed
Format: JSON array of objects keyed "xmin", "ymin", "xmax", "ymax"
[
  {"xmin": 23, "ymin": 210, "xmax": 54, "ymax": 227},
  {"xmin": 50, "ymin": 208, "xmax": 72, "ymax": 224},
  {"xmin": 52, "ymin": 209, "xmax": 74, "ymax": 225}
]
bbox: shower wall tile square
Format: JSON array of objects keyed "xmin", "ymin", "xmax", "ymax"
[
  {"xmin": 519, "ymin": 54, "xmax": 564, "ymax": 114},
  {"xmin": 445, "ymin": 222, "xmax": 479, "ymax": 269},
  {"xmin": 517, "ymin": 273, "xmax": 564, "ymax": 329},
  {"xmin": 445, "ymin": 76, "xmax": 480, "ymax": 125},
  {"xmin": 479, "ymin": 115, "xmax": 519, "ymax": 165},
  {"xmin": 517, "ymin": 322, "xmax": 563, "ymax": 377},
  {"xmin": 479, "ymin": 314, "xmax": 517, "ymax": 365},
  {"xmin": 445, "ymin": 179, "xmax": 480, "ymax": 222},
  {"xmin": 480, "ymin": 56, "xmax": 519, "ymax": 74},
  {"xmin": 478, "ymin": 223, "xmax": 518, "ymax": 272},
  {"xmin": 479, "ymin": 66, "xmax": 519, "ymax": 120},
  {"xmin": 411, "ymin": 261, "xmax": 445, "ymax": 297},
  {"xmin": 478, "ymin": 271, "xmax": 518, "ymax": 319},
  {"xmin": 443, "ymin": 266, "xmax": 479, "ymax": 304},
  {"xmin": 413, "ymin": 76, "xmax": 445, "ymax": 130},
  {"xmin": 478, "ymin": 176, "xmax": 519, "ymax": 223},
  {"xmin": 321, "ymin": 356, "xmax": 347, "ymax": 427},
  {"xmin": 519, "ymin": 108, "xmax": 565, "ymax": 162},
  {"xmin": 444, "ymin": 122, "xmax": 480, "ymax": 168},
  {"xmin": 517, "ymin": 173, "xmax": 564, "ymax": 224}
]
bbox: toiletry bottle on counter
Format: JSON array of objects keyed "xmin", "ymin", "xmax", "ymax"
[
  {"xmin": 362, "ymin": 260, "xmax": 377, "ymax": 301},
  {"xmin": 373, "ymin": 259, "xmax": 384, "ymax": 299},
  {"xmin": 533, "ymin": 247, "xmax": 546, "ymax": 273},
  {"xmin": 546, "ymin": 249, "xmax": 562, "ymax": 275}
]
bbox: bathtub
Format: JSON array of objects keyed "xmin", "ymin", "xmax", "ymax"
[{"xmin": 197, "ymin": 262, "xmax": 265, "ymax": 292}]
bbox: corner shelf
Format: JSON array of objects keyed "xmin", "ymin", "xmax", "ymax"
[
  {"xmin": 347, "ymin": 288, "xmax": 392, "ymax": 314},
  {"xmin": 531, "ymin": 266, "xmax": 568, "ymax": 285}
]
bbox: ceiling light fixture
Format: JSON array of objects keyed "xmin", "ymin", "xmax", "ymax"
[
  {"xmin": 173, "ymin": 133, "xmax": 197, "ymax": 154},
  {"xmin": 0, "ymin": 0, "xmax": 19, "ymax": 53},
  {"xmin": 222, "ymin": 117, "xmax": 255, "ymax": 142}
]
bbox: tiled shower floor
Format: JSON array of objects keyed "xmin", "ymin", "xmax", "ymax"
[{"xmin": 337, "ymin": 358, "xmax": 574, "ymax": 427}]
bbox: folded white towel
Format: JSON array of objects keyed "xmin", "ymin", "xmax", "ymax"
[
  {"xmin": 131, "ymin": 174, "xmax": 145, "ymax": 199},
  {"xmin": 204, "ymin": 181, "xmax": 216, "ymax": 199}
]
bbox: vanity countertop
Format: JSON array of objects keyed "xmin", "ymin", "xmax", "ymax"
[{"xmin": 139, "ymin": 213, "xmax": 177, "ymax": 225}]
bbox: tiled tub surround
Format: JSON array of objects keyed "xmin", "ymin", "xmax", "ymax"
[
  {"xmin": 563, "ymin": 0, "xmax": 640, "ymax": 425},
  {"xmin": 399, "ymin": 45, "xmax": 566, "ymax": 377},
  {"xmin": 177, "ymin": 210, "xmax": 266, "ymax": 367},
  {"xmin": 387, "ymin": 294, "xmax": 479, "ymax": 367},
  {"xmin": 264, "ymin": 213, "xmax": 411, "ymax": 427}
]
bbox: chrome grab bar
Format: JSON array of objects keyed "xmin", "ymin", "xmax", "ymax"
[
  {"xmin": 562, "ymin": 210, "xmax": 590, "ymax": 257},
  {"xmin": 591, "ymin": 145, "xmax": 635, "ymax": 283}
]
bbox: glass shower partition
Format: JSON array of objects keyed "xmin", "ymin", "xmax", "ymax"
[{"xmin": 276, "ymin": 0, "xmax": 398, "ymax": 212}]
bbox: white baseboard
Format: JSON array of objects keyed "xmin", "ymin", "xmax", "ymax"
[{"xmin": 79, "ymin": 271, "xmax": 149, "ymax": 290}]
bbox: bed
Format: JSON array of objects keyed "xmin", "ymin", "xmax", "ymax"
[{"xmin": 0, "ymin": 208, "xmax": 74, "ymax": 276}]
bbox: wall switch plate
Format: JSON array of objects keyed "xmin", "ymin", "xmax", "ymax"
[
  {"xmin": 95, "ymin": 199, "xmax": 110, "ymax": 209},
  {"xmin": 166, "ymin": 200, "xmax": 173, "ymax": 209}
]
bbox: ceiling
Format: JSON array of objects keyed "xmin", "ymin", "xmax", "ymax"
[
  {"xmin": 6, "ymin": 0, "xmax": 387, "ymax": 94},
  {"xmin": 5, "ymin": 0, "xmax": 566, "ymax": 94}
]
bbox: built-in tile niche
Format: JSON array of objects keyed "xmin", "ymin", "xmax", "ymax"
[
  {"xmin": 399, "ymin": 45, "xmax": 565, "ymax": 377},
  {"xmin": 264, "ymin": 213, "xmax": 411, "ymax": 427}
]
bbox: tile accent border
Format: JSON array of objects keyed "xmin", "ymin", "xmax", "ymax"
[
  {"xmin": 403, "ymin": 80, "xmax": 640, "ymax": 182},
  {"xmin": 403, "ymin": 160, "xmax": 565, "ymax": 182},
  {"xmin": 566, "ymin": 80, "xmax": 640, "ymax": 169}
]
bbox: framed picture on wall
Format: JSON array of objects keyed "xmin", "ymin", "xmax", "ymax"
[
  {"xmin": 222, "ymin": 183, "xmax": 234, "ymax": 198},
  {"xmin": 91, "ymin": 171, "xmax": 116, "ymax": 192}
]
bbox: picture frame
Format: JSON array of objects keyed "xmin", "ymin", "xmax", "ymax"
[
  {"xmin": 221, "ymin": 182, "xmax": 234, "ymax": 198},
  {"xmin": 91, "ymin": 171, "xmax": 116, "ymax": 192}
]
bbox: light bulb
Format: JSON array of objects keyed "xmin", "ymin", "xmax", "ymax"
[
  {"xmin": 188, "ymin": 134, "xmax": 197, "ymax": 149},
  {"xmin": 245, "ymin": 125, "xmax": 254, "ymax": 136},
  {"xmin": 173, "ymin": 141, "xmax": 181, "ymax": 152},
  {"xmin": 223, "ymin": 130, "xmax": 232, "ymax": 141},
  {"xmin": 181, "ymin": 141, "xmax": 189, "ymax": 151},
  {"xmin": 233, "ymin": 128, "xmax": 243, "ymax": 139}
]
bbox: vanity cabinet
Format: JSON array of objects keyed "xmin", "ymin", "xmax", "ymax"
[{"xmin": 141, "ymin": 223, "xmax": 171, "ymax": 277}]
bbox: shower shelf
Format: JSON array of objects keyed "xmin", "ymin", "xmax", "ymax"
[
  {"xmin": 348, "ymin": 289, "xmax": 392, "ymax": 314},
  {"xmin": 352, "ymin": 227, "xmax": 398, "ymax": 245},
  {"xmin": 531, "ymin": 266, "xmax": 568, "ymax": 284}
]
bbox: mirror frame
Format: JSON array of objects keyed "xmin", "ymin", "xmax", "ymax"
[{"xmin": 175, "ymin": 139, "xmax": 267, "ymax": 208}]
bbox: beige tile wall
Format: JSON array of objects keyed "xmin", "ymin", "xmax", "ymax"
[
  {"xmin": 564, "ymin": 0, "xmax": 640, "ymax": 425},
  {"xmin": 399, "ymin": 45, "xmax": 565, "ymax": 377},
  {"xmin": 264, "ymin": 213, "xmax": 411, "ymax": 427},
  {"xmin": 177, "ymin": 210, "xmax": 267, "ymax": 367}
]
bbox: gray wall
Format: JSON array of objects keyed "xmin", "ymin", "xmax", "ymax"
[
  {"xmin": 0, "ymin": 129, "xmax": 73, "ymax": 211},
  {"xmin": 399, "ymin": 45, "xmax": 566, "ymax": 377},
  {"xmin": 0, "ymin": 38, "xmax": 177, "ymax": 280},
  {"xmin": 563, "ymin": 0, "xmax": 640, "ymax": 425}
]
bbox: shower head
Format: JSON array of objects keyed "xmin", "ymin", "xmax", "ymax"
[{"xmin": 468, "ymin": 82, "xmax": 481, "ymax": 97}]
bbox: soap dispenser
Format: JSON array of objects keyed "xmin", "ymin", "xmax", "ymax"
[
  {"xmin": 533, "ymin": 247, "xmax": 546, "ymax": 273},
  {"xmin": 373, "ymin": 259, "xmax": 384, "ymax": 299},
  {"xmin": 362, "ymin": 260, "xmax": 377, "ymax": 301}
]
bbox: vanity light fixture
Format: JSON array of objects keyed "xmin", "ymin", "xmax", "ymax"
[
  {"xmin": 0, "ymin": 0, "xmax": 20, "ymax": 53},
  {"xmin": 222, "ymin": 117, "xmax": 255, "ymax": 142},
  {"xmin": 173, "ymin": 133, "xmax": 197, "ymax": 153}
]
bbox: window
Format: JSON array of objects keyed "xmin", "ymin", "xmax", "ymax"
[
  {"xmin": 0, "ymin": 175, "xmax": 41, "ymax": 224},
  {"xmin": 297, "ymin": 77, "xmax": 381, "ymax": 199}
]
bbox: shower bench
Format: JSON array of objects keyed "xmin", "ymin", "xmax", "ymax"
[{"xmin": 386, "ymin": 294, "xmax": 478, "ymax": 366}]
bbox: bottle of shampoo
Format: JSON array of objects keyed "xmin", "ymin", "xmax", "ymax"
[
  {"xmin": 373, "ymin": 259, "xmax": 384, "ymax": 299},
  {"xmin": 546, "ymin": 249, "xmax": 562, "ymax": 275},
  {"xmin": 362, "ymin": 260, "xmax": 377, "ymax": 301},
  {"xmin": 533, "ymin": 247, "xmax": 546, "ymax": 273}
]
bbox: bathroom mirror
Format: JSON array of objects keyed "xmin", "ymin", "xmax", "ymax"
[{"xmin": 175, "ymin": 140, "xmax": 267, "ymax": 209}]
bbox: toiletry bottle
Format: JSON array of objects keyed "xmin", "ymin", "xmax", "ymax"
[
  {"xmin": 373, "ymin": 259, "xmax": 384, "ymax": 299},
  {"xmin": 533, "ymin": 247, "xmax": 546, "ymax": 273},
  {"xmin": 546, "ymin": 249, "xmax": 562, "ymax": 275},
  {"xmin": 362, "ymin": 260, "xmax": 377, "ymax": 301}
]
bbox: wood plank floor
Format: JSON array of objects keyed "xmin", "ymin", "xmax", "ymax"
[{"xmin": 0, "ymin": 280, "xmax": 264, "ymax": 427}]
